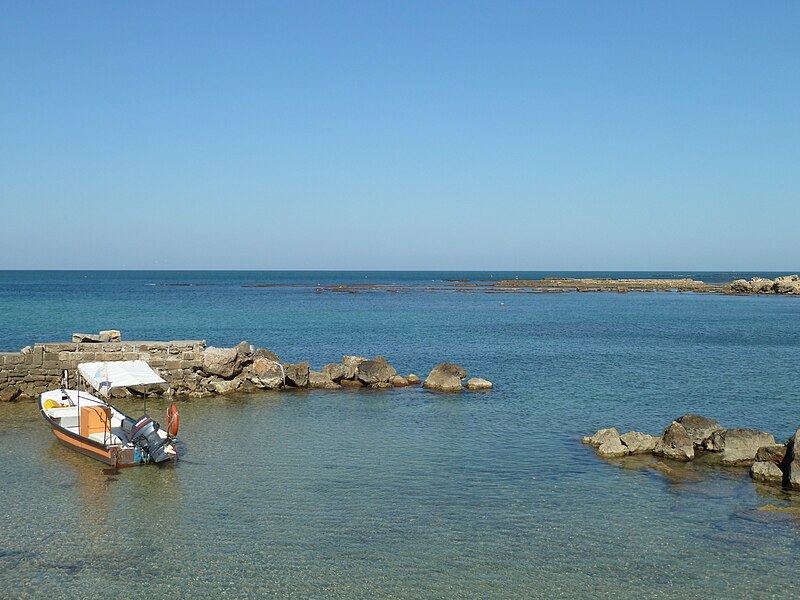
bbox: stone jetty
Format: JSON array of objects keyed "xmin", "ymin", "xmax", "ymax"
[
  {"xmin": 584, "ymin": 414, "xmax": 800, "ymax": 491},
  {"xmin": 0, "ymin": 332, "xmax": 492, "ymax": 401},
  {"xmin": 491, "ymin": 274, "xmax": 800, "ymax": 295}
]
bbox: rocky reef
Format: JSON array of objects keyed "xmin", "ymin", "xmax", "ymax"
[
  {"xmin": 725, "ymin": 274, "xmax": 800, "ymax": 295},
  {"xmin": 490, "ymin": 274, "xmax": 800, "ymax": 295},
  {"xmin": 584, "ymin": 414, "xmax": 800, "ymax": 490},
  {"xmin": 0, "ymin": 331, "xmax": 493, "ymax": 401}
]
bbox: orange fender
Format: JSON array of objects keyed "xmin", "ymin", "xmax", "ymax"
[{"xmin": 166, "ymin": 402, "xmax": 179, "ymax": 437}]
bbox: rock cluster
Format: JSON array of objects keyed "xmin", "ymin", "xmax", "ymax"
[
  {"xmin": 583, "ymin": 414, "xmax": 800, "ymax": 490},
  {"xmin": 584, "ymin": 413, "xmax": 775, "ymax": 466},
  {"xmin": 422, "ymin": 363, "xmax": 493, "ymax": 392},
  {"xmin": 727, "ymin": 275, "xmax": 800, "ymax": 295}
]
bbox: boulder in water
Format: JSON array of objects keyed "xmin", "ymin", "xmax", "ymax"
[
  {"xmin": 582, "ymin": 428, "xmax": 621, "ymax": 448},
  {"xmin": 283, "ymin": 362, "xmax": 309, "ymax": 388},
  {"xmin": 423, "ymin": 362, "xmax": 466, "ymax": 392},
  {"xmin": 620, "ymin": 431, "xmax": 659, "ymax": 454},
  {"xmin": 466, "ymin": 377, "xmax": 493, "ymax": 390},
  {"xmin": 704, "ymin": 428, "xmax": 775, "ymax": 465},
  {"xmin": 654, "ymin": 422, "xmax": 694, "ymax": 461},
  {"xmin": 357, "ymin": 356, "xmax": 397, "ymax": 385},
  {"xmin": 676, "ymin": 414, "xmax": 722, "ymax": 446}
]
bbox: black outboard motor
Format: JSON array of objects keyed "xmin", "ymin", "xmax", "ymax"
[{"xmin": 124, "ymin": 416, "xmax": 172, "ymax": 463}]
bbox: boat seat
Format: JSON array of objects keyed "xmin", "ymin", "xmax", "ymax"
[
  {"xmin": 47, "ymin": 407, "xmax": 78, "ymax": 418},
  {"xmin": 88, "ymin": 431, "xmax": 123, "ymax": 446}
]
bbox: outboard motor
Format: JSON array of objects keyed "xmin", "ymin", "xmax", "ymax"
[{"xmin": 124, "ymin": 416, "xmax": 172, "ymax": 463}]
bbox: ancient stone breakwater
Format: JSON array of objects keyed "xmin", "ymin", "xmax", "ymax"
[{"xmin": 0, "ymin": 332, "xmax": 492, "ymax": 402}]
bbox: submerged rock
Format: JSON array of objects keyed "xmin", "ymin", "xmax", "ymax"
[
  {"xmin": 423, "ymin": 362, "xmax": 466, "ymax": 392},
  {"xmin": 654, "ymin": 422, "xmax": 694, "ymax": 461},
  {"xmin": 0, "ymin": 385, "xmax": 21, "ymax": 403},
  {"xmin": 466, "ymin": 377, "xmax": 493, "ymax": 390},
  {"xmin": 751, "ymin": 461, "xmax": 784, "ymax": 484},
  {"xmin": 676, "ymin": 414, "xmax": 722, "ymax": 446},
  {"xmin": 620, "ymin": 431, "xmax": 659, "ymax": 454}
]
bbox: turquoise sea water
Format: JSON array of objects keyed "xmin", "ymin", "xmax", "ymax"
[{"xmin": 1, "ymin": 271, "xmax": 799, "ymax": 598}]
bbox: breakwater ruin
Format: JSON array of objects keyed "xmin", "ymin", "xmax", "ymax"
[{"xmin": 0, "ymin": 331, "xmax": 492, "ymax": 402}]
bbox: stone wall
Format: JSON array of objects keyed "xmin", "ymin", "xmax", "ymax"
[
  {"xmin": 0, "ymin": 334, "xmax": 492, "ymax": 402},
  {"xmin": 0, "ymin": 340, "xmax": 205, "ymax": 401}
]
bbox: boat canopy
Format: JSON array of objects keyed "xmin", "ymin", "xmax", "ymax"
[{"xmin": 78, "ymin": 361, "xmax": 166, "ymax": 396}]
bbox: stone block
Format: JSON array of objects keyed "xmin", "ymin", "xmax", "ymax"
[
  {"xmin": 32, "ymin": 346, "xmax": 43, "ymax": 367},
  {"xmin": 165, "ymin": 359, "xmax": 181, "ymax": 370},
  {"xmin": 42, "ymin": 361, "xmax": 60, "ymax": 370},
  {"xmin": 123, "ymin": 353, "xmax": 140, "ymax": 361}
]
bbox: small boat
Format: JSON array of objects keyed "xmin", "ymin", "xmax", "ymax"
[{"xmin": 39, "ymin": 360, "xmax": 179, "ymax": 466}]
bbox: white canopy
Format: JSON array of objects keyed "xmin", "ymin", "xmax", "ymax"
[{"xmin": 78, "ymin": 360, "xmax": 166, "ymax": 396}]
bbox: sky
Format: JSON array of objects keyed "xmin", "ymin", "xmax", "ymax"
[{"xmin": 1, "ymin": 1, "xmax": 798, "ymax": 270}]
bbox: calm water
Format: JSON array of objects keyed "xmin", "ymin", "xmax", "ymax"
[{"xmin": 1, "ymin": 271, "xmax": 799, "ymax": 598}]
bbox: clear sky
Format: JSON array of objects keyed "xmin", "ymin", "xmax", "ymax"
[{"xmin": 1, "ymin": 1, "xmax": 798, "ymax": 270}]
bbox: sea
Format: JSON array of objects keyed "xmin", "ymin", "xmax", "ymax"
[{"xmin": 1, "ymin": 270, "xmax": 799, "ymax": 598}]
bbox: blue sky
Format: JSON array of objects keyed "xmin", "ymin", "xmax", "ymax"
[{"xmin": 1, "ymin": 1, "xmax": 798, "ymax": 270}]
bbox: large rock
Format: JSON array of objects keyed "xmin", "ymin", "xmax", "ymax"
[
  {"xmin": 406, "ymin": 374, "xmax": 421, "ymax": 385},
  {"xmin": 729, "ymin": 279, "xmax": 753, "ymax": 293},
  {"xmin": 99, "ymin": 329, "xmax": 121, "ymax": 342},
  {"xmin": 343, "ymin": 355, "xmax": 368, "ymax": 370},
  {"xmin": 751, "ymin": 461, "xmax": 784, "ymax": 484},
  {"xmin": 254, "ymin": 348, "xmax": 280, "ymax": 363},
  {"xmin": 202, "ymin": 346, "xmax": 240, "ymax": 379},
  {"xmin": 323, "ymin": 363, "xmax": 353, "ymax": 382},
  {"xmin": 357, "ymin": 356, "xmax": 397, "ymax": 385},
  {"xmin": 251, "ymin": 357, "xmax": 284, "ymax": 389},
  {"xmin": 774, "ymin": 275, "xmax": 800, "ymax": 295},
  {"xmin": 755, "ymin": 445, "xmax": 787, "ymax": 463},
  {"xmin": 654, "ymin": 422, "xmax": 695, "ymax": 461},
  {"xmin": 283, "ymin": 362, "xmax": 310, "ymax": 388},
  {"xmin": 211, "ymin": 376, "xmax": 243, "ymax": 395},
  {"xmin": 423, "ymin": 362, "xmax": 466, "ymax": 392},
  {"xmin": 784, "ymin": 427, "xmax": 800, "ymax": 489},
  {"xmin": 750, "ymin": 277, "xmax": 776, "ymax": 293},
  {"xmin": 72, "ymin": 332, "xmax": 103, "ymax": 343},
  {"xmin": 389, "ymin": 375, "xmax": 409, "ymax": 387},
  {"xmin": 704, "ymin": 428, "xmax": 775, "ymax": 465},
  {"xmin": 620, "ymin": 431, "xmax": 660, "ymax": 454},
  {"xmin": 676, "ymin": 414, "xmax": 722, "ymax": 446},
  {"xmin": 582, "ymin": 427, "xmax": 621, "ymax": 448},
  {"xmin": 466, "ymin": 377, "xmax": 493, "ymax": 390},
  {"xmin": 0, "ymin": 385, "xmax": 21, "ymax": 403},
  {"xmin": 308, "ymin": 370, "xmax": 338, "ymax": 389},
  {"xmin": 597, "ymin": 437, "xmax": 629, "ymax": 458}
]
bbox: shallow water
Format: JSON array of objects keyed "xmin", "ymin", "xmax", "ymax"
[{"xmin": 1, "ymin": 271, "xmax": 799, "ymax": 598}]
